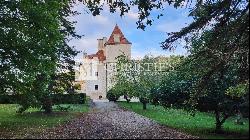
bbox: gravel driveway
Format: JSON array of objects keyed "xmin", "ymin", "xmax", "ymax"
[{"xmin": 30, "ymin": 100, "xmax": 197, "ymax": 139}]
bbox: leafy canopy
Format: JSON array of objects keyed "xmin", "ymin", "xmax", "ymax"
[{"xmin": 0, "ymin": 0, "xmax": 80, "ymax": 113}]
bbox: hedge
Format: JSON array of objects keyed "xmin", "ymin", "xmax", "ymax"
[
  {"xmin": 52, "ymin": 93, "xmax": 86, "ymax": 104},
  {"xmin": 0, "ymin": 93, "xmax": 86, "ymax": 104},
  {"xmin": 0, "ymin": 95, "xmax": 19, "ymax": 104},
  {"xmin": 106, "ymin": 89, "xmax": 120, "ymax": 102}
]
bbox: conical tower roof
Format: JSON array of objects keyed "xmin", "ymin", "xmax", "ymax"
[{"xmin": 105, "ymin": 24, "xmax": 131, "ymax": 45}]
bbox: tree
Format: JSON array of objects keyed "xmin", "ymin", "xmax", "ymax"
[
  {"xmin": 159, "ymin": 72, "xmax": 191, "ymax": 109},
  {"xmin": 74, "ymin": 83, "xmax": 82, "ymax": 90},
  {"xmin": 159, "ymin": 31, "xmax": 249, "ymax": 132},
  {"xmin": 81, "ymin": 0, "xmax": 249, "ymax": 105},
  {"xmin": 106, "ymin": 84, "xmax": 126, "ymax": 102},
  {"xmin": 113, "ymin": 54, "xmax": 179, "ymax": 110},
  {"xmin": 79, "ymin": 0, "xmax": 249, "ymax": 86},
  {"xmin": 186, "ymin": 31, "xmax": 249, "ymax": 132},
  {"xmin": 0, "ymin": 0, "xmax": 80, "ymax": 113},
  {"xmin": 79, "ymin": 0, "xmax": 249, "ymax": 133},
  {"xmin": 164, "ymin": 0, "xmax": 248, "ymax": 132},
  {"xmin": 79, "ymin": 0, "xmax": 191, "ymax": 30}
]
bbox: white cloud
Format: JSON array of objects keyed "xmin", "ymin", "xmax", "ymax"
[
  {"xmin": 132, "ymin": 49, "xmax": 169, "ymax": 59},
  {"xmin": 131, "ymin": 45, "xmax": 188, "ymax": 59},
  {"xmin": 156, "ymin": 18, "xmax": 190, "ymax": 33},
  {"xmin": 70, "ymin": 36, "xmax": 99, "ymax": 60},
  {"xmin": 126, "ymin": 11, "xmax": 139, "ymax": 20},
  {"xmin": 92, "ymin": 15, "xmax": 110, "ymax": 26},
  {"xmin": 132, "ymin": 50, "xmax": 144, "ymax": 59},
  {"xmin": 68, "ymin": 2, "xmax": 191, "ymax": 60},
  {"xmin": 78, "ymin": 38, "xmax": 98, "ymax": 53}
]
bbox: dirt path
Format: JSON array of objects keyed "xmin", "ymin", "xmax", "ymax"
[{"xmin": 30, "ymin": 100, "xmax": 197, "ymax": 139}]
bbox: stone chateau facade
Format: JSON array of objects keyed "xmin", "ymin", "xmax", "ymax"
[{"xmin": 75, "ymin": 25, "xmax": 132, "ymax": 99}]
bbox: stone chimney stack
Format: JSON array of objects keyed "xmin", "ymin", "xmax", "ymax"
[
  {"xmin": 83, "ymin": 52, "xmax": 87, "ymax": 58},
  {"xmin": 98, "ymin": 37, "xmax": 107, "ymax": 52},
  {"xmin": 103, "ymin": 37, "xmax": 107, "ymax": 44},
  {"xmin": 98, "ymin": 39, "xmax": 103, "ymax": 51}
]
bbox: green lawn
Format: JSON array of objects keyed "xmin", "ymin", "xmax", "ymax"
[
  {"xmin": 0, "ymin": 103, "xmax": 89, "ymax": 138},
  {"xmin": 118, "ymin": 102, "xmax": 249, "ymax": 139}
]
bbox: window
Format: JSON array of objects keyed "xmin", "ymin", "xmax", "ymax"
[
  {"xmin": 114, "ymin": 34, "xmax": 120, "ymax": 43},
  {"xmin": 95, "ymin": 85, "xmax": 98, "ymax": 90},
  {"xmin": 95, "ymin": 72, "xmax": 98, "ymax": 77}
]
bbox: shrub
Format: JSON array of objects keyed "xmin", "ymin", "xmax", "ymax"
[
  {"xmin": 0, "ymin": 93, "xmax": 86, "ymax": 105},
  {"xmin": 74, "ymin": 83, "xmax": 81, "ymax": 90},
  {"xmin": 0, "ymin": 94, "xmax": 21, "ymax": 104},
  {"xmin": 55, "ymin": 105, "xmax": 71, "ymax": 112},
  {"xmin": 51, "ymin": 93, "xmax": 86, "ymax": 104},
  {"xmin": 149, "ymin": 87, "xmax": 161, "ymax": 106},
  {"xmin": 107, "ymin": 88, "xmax": 120, "ymax": 102}
]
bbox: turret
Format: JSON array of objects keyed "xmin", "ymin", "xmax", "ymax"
[{"xmin": 105, "ymin": 24, "xmax": 132, "ymax": 62}]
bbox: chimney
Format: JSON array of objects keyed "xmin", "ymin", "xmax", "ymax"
[
  {"xmin": 83, "ymin": 52, "xmax": 87, "ymax": 58},
  {"xmin": 103, "ymin": 37, "xmax": 107, "ymax": 44},
  {"xmin": 98, "ymin": 38, "xmax": 103, "ymax": 51},
  {"xmin": 98, "ymin": 37, "xmax": 108, "ymax": 51}
]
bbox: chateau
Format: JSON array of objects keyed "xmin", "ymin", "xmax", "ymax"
[{"xmin": 75, "ymin": 25, "xmax": 132, "ymax": 99}]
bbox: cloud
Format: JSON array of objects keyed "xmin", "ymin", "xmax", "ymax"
[
  {"xmin": 70, "ymin": 35, "xmax": 100, "ymax": 60},
  {"xmin": 91, "ymin": 15, "xmax": 110, "ymax": 26},
  {"xmin": 156, "ymin": 18, "xmax": 190, "ymax": 33},
  {"xmin": 69, "ymin": 3, "xmax": 140, "ymax": 60},
  {"xmin": 69, "ymin": 3, "xmax": 114, "ymax": 60},
  {"xmin": 131, "ymin": 48, "xmax": 186, "ymax": 59},
  {"xmin": 77, "ymin": 38, "xmax": 98, "ymax": 53},
  {"xmin": 68, "ymin": 2, "xmax": 191, "ymax": 60},
  {"xmin": 154, "ymin": 5, "xmax": 193, "ymax": 33},
  {"xmin": 126, "ymin": 11, "xmax": 139, "ymax": 20},
  {"xmin": 131, "ymin": 43, "xmax": 188, "ymax": 59}
]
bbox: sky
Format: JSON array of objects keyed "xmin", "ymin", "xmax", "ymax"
[{"xmin": 69, "ymin": 2, "xmax": 193, "ymax": 60}]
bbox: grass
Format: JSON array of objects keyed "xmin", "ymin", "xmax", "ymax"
[
  {"xmin": 0, "ymin": 103, "xmax": 89, "ymax": 138},
  {"xmin": 118, "ymin": 102, "xmax": 249, "ymax": 139}
]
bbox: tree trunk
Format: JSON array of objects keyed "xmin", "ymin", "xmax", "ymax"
[
  {"xmin": 215, "ymin": 122, "xmax": 223, "ymax": 133},
  {"xmin": 140, "ymin": 97, "xmax": 148, "ymax": 110},
  {"xmin": 215, "ymin": 110, "xmax": 223, "ymax": 133},
  {"xmin": 43, "ymin": 97, "xmax": 52, "ymax": 114},
  {"xmin": 44, "ymin": 105, "xmax": 52, "ymax": 114},
  {"xmin": 124, "ymin": 95, "xmax": 130, "ymax": 103},
  {"xmin": 126, "ymin": 99, "xmax": 130, "ymax": 103},
  {"xmin": 215, "ymin": 110, "xmax": 229, "ymax": 133},
  {"xmin": 143, "ymin": 102, "xmax": 147, "ymax": 110}
]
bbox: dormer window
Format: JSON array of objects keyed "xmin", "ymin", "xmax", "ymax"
[{"xmin": 114, "ymin": 34, "xmax": 120, "ymax": 43}]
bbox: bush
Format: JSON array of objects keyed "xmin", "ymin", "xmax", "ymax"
[
  {"xmin": 124, "ymin": 95, "xmax": 131, "ymax": 103},
  {"xmin": 55, "ymin": 105, "xmax": 71, "ymax": 112},
  {"xmin": 149, "ymin": 88, "xmax": 161, "ymax": 106},
  {"xmin": 0, "ymin": 93, "xmax": 86, "ymax": 104},
  {"xmin": 107, "ymin": 89, "xmax": 120, "ymax": 102},
  {"xmin": 74, "ymin": 83, "xmax": 81, "ymax": 90},
  {"xmin": 0, "ymin": 94, "xmax": 20, "ymax": 104},
  {"xmin": 52, "ymin": 93, "xmax": 86, "ymax": 104}
]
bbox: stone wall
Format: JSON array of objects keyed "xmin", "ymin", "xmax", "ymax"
[{"xmin": 105, "ymin": 44, "xmax": 131, "ymax": 62}]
